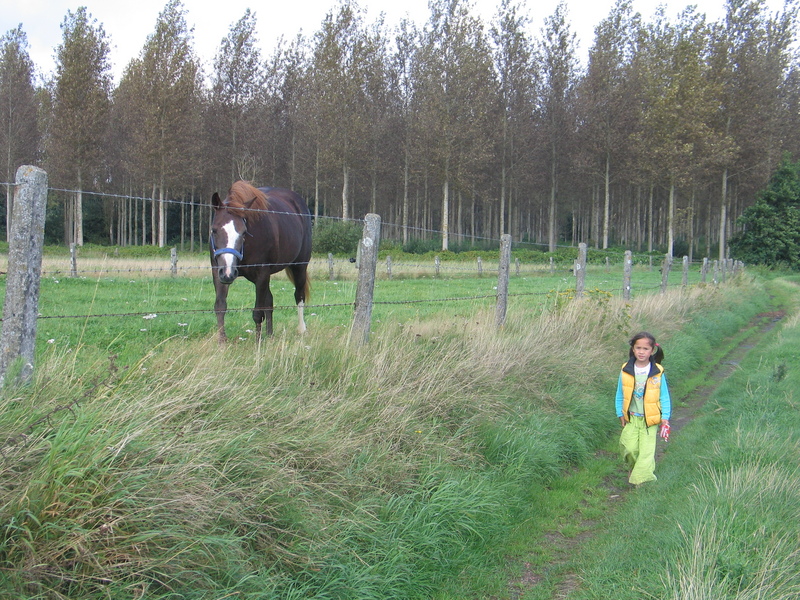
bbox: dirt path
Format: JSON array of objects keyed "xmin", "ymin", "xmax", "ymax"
[{"xmin": 507, "ymin": 310, "xmax": 786, "ymax": 600}]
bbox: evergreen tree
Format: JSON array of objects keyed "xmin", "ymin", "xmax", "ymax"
[{"xmin": 729, "ymin": 156, "xmax": 800, "ymax": 267}]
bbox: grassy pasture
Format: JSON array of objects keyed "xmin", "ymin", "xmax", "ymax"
[{"xmin": 3, "ymin": 251, "xmax": 710, "ymax": 366}]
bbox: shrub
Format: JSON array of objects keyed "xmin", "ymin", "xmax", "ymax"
[{"xmin": 312, "ymin": 219, "xmax": 362, "ymax": 256}]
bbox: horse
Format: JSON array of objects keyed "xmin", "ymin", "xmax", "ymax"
[{"xmin": 210, "ymin": 181, "xmax": 312, "ymax": 342}]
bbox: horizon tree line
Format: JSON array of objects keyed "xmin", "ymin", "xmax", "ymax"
[{"xmin": 0, "ymin": 0, "xmax": 798, "ymax": 260}]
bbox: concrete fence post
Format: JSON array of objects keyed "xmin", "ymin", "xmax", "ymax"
[
  {"xmin": 495, "ymin": 234, "xmax": 512, "ymax": 329},
  {"xmin": 0, "ymin": 166, "xmax": 48, "ymax": 387},
  {"xmin": 349, "ymin": 214, "xmax": 381, "ymax": 345}
]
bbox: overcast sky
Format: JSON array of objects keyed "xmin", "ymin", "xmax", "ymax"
[{"xmin": 2, "ymin": 0, "xmax": 791, "ymax": 84}]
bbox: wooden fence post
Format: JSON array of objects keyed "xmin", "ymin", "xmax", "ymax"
[
  {"xmin": 170, "ymin": 247, "xmax": 178, "ymax": 276},
  {"xmin": 477, "ymin": 256, "xmax": 483, "ymax": 277},
  {"xmin": 515, "ymin": 257, "xmax": 520, "ymax": 276},
  {"xmin": 70, "ymin": 243, "xmax": 78, "ymax": 277},
  {"xmin": 549, "ymin": 256, "xmax": 555, "ymax": 275},
  {"xmin": 713, "ymin": 260, "xmax": 719, "ymax": 285},
  {"xmin": 435, "ymin": 255, "xmax": 440, "ymax": 277},
  {"xmin": 682, "ymin": 255, "xmax": 689, "ymax": 287},
  {"xmin": 496, "ymin": 234, "xmax": 512, "ymax": 329},
  {"xmin": 623, "ymin": 250, "xmax": 632, "ymax": 301},
  {"xmin": 575, "ymin": 243, "xmax": 587, "ymax": 298},
  {"xmin": 350, "ymin": 214, "xmax": 381, "ymax": 345},
  {"xmin": 328, "ymin": 253, "xmax": 335, "ymax": 281},
  {"xmin": 0, "ymin": 166, "xmax": 48, "ymax": 387},
  {"xmin": 701, "ymin": 257, "xmax": 708, "ymax": 283},
  {"xmin": 386, "ymin": 255, "xmax": 392, "ymax": 279},
  {"xmin": 660, "ymin": 254, "xmax": 673, "ymax": 294}
]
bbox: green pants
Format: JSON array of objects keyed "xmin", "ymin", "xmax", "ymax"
[{"xmin": 619, "ymin": 415, "xmax": 658, "ymax": 485}]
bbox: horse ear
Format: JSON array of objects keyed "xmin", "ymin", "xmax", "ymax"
[
  {"xmin": 212, "ymin": 192, "xmax": 222, "ymax": 209},
  {"xmin": 244, "ymin": 197, "xmax": 257, "ymax": 209}
]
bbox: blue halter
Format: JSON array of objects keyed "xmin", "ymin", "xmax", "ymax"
[{"xmin": 210, "ymin": 233, "xmax": 244, "ymax": 261}]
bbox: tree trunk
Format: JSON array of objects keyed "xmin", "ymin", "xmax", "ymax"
[
  {"xmin": 548, "ymin": 155, "xmax": 557, "ymax": 252},
  {"xmin": 342, "ymin": 162, "xmax": 349, "ymax": 221},
  {"xmin": 719, "ymin": 167, "xmax": 728, "ymax": 261},
  {"xmin": 667, "ymin": 179, "xmax": 675, "ymax": 257},
  {"xmin": 602, "ymin": 152, "xmax": 610, "ymax": 249}
]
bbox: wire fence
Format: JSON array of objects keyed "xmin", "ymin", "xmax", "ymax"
[{"xmin": 0, "ymin": 181, "xmax": 737, "ymax": 327}]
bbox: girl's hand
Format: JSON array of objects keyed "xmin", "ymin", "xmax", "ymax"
[
  {"xmin": 659, "ymin": 420, "xmax": 670, "ymax": 441},
  {"xmin": 620, "ymin": 416, "xmax": 627, "ymax": 427}
]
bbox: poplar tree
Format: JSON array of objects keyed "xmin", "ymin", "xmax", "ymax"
[
  {"xmin": 491, "ymin": 0, "xmax": 536, "ymax": 240},
  {"xmin": 538, "ymin": 1, "xmax": 579, "ymax": 252},
  {"xmin": 634, "ymin": 7, "xmax": 719, "ymax": 257},
  {"xmin": 709, "ymin": 0, "xmax": 798, "ymax": 260},
  {"xmin": 49, "ymin": 7, "xmax": 111, "ymax": 246},
  {"xmin": 121, "ymin": 0, "xmax": 201, "ymax": 246},
  {"xmin": 209, "ymin": 9, "xmax": 266, "ymax": 183},
  {"xmin": 578, "ymin": 0, "xmax": 640, "ymax": 249},
  {"xmin": 0, "ymin": 26, "xmax": 39, "ymax": 238},
  {"xmin": 416, "ymin": 0, "xmax": 496, "ymax": 249}
]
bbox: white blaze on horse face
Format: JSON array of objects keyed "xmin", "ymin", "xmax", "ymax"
[{"xmin": 218, "ymin": 220, "xmax": 243, "ymax": 279}]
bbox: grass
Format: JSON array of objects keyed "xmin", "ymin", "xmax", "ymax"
[{"xmin": 0, "ymin": 256, "xmax": 772, "ymax": 599}]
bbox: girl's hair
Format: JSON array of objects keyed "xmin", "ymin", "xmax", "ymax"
[{"xmin": 629, "ymin": 331, "xmax": 665, "ymax": 364}]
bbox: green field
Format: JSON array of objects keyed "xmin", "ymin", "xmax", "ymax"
[{"xmin": 24, "ymin": 253, "xmax": 714, "ymax": 364}]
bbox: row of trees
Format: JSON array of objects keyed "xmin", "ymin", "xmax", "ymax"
[{"xmin": 1, "ymin": 0, "xmax": 798, "ymax": 258}]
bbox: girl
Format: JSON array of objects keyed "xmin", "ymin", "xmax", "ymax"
[{"xmin": 615, "ymin": 331, "xmax": 671, "ymax": 485}]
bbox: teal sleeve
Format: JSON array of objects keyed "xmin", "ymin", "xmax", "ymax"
[
  {"xmin": 660, "ymin": 373, "xmax": 672, "ymax": 420},
  {"xmin": 615, "ymin": 374, "xmax": 624, "ymax": 417}
]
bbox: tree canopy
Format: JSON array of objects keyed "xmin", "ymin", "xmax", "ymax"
[{"xmin": 1, "ymin": 0, "xmax": 799, "ymax": 255}]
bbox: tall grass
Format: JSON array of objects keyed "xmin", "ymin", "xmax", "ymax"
[{"xmin": 0, "ymin": 273, "xmax": 766, "ymax": 598}]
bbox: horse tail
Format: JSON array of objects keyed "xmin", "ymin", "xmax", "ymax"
[{"xmin": 285, "ymin": 267, "xmax": 311, "ymax": 302}]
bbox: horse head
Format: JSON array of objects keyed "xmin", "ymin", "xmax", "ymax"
[{"xmin": 210, "ymin": 192, "xmax": 249, "ymax": 284}]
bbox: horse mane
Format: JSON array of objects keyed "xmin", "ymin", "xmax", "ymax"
[{"xmin": 225, "ymin": 181, "xmax": 269, "ymax": 218}]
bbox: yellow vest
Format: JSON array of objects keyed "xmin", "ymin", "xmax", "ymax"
[{"xmin": 620, "ymin": 361, "xmax": 665, "ymax": 427}]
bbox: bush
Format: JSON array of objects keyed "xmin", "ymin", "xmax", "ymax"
[{"xmin": 312, "ymin": 219, "xmax": 362, "ymax": 256}]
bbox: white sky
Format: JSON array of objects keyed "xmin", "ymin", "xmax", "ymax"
[{"xmin": 2, "ymin": 0, "xmax": 791, "ymax": 84}]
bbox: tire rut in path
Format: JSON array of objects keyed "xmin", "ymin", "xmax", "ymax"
[{"xmin": 507, "ymin": 310, "xmax": 786, "ymax": 600}]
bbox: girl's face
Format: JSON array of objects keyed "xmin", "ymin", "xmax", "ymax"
[{"xmin": 632, "ymin": 338, "xmax": 654, "ymax": 364}]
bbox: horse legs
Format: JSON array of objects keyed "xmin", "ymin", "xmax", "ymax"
[
  {"xmin": 252, "ymin": 275, "xmax": 273, "ymax": 341},
  {"xmin": 213, "ymin": 278, "xmax": 231, "ymax": 344}
]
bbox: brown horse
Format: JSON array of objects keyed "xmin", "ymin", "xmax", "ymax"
[{"xmin": 210, "ymin": 181, "xmax": 311, "ymax": 342}]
